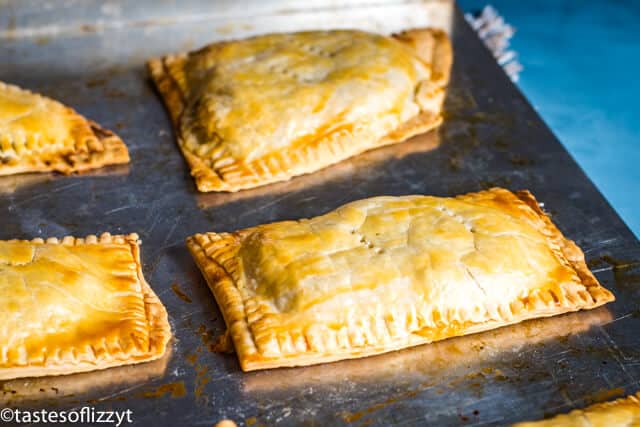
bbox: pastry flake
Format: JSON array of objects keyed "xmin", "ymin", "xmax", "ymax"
[
  {"xmin": 0, "ymin": 233, "xmax": 171, "ymax": 380},
  {"xmin": 0, "ymin": 81, "xmax": 129, "ymax": 176},
  {"xmin": 512, "ymin": 391, "xmax": 640, "ymax": 426},
  {"xmin": 148, "ymin": 28, "xmax": 452, "ymax": 192},
  {"xmin": 187, "ymin": 188, "xmax": 614, "ymax": 371}
]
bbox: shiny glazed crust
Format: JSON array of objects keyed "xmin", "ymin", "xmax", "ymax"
[
  {"xmin": 148, "ymin": 28, "xmax": 452, "ymax": 192},
  {"xmin": 186, "ymin": 188, "xmax": 614, "ymax": 371},
  {"xmin": 0, "ymin": 82, "xmax": 129, "ymax": 176},
  {"xmin": 0, "ymin": 233, "xmax": 171, "ymax": 380},
  {"xmin": 512, "ymin": 392, "xmax": 640, "ymax": 426}
]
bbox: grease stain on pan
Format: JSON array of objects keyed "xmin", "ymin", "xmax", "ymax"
[
  {"xmin": 185, "ymin": 353, "xmax": 198, "ymax": 366},
  {"xmin": 171, "ymin": 282, "xmax": 193, "ymax": 303},
  {"xmin": 584, "ymin": 387, "xmax": 625, "ymax": 405},
  {"xmin": 137, "ymin": 381, "xmax": 187, "ymax": 399},
  {"xmin": 194, "ymin": 363, "xmax": 211, "ymax": 404},
  {"xmin": 342, "ymin": 388, "xmax": 421, "ymax": 424}
]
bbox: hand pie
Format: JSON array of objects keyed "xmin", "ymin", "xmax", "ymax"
[
  {"xmin": 512, "ymin": 392, "xmax": 640, "ymax": 426},
  {"xmin": 0, "ymin": 81, "xmax": 129, "ymax": 176},
  {"xmin": 187, "ymin": 188, "xmax": 614, "ymax": 371},
  {"xmin": 0, "ymin": 233, "xmax": 171, "ymax": 380},
  {"xmin": 148, "ymin": 28, "xmax": 452, "ymax": 192}
]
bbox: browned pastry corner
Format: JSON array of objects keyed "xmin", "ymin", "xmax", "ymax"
[
  {"xmin": 187, "ymin": 188, "xmax": 614, "ymax": 371},
  {"xmin": 512, "ymin": 391, "xmax": 640, "ymax": 426},
  {"xmin": 0, "ymin": 81, "xmax": 129, "ymax": 176},
  {"xmin": 148, "ymin": 28, "xmax": 452, "ymax": 192}
]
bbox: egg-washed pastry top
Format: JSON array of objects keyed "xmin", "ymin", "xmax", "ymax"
[
  {"xmin": 0, "ymin": 81, "xmax": 129, "ymax": 176},
  {"xmin": 512, "ymin": 391, "xmax": 640, "ymax": 426},
  {"xmin": 187, "ymin": 188, "xmax": 614, "ymax": 371},
  {"xmin": 148, "ymin": 28, "xmax": 452, "ymax": 192},
  {"xmin": 0, "ymin": 233, "xmax": 171, "ymax": 380}
]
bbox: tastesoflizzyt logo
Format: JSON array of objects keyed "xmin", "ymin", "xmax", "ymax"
[{"xmin": 1, "ymin": 407, "xmax": 133, "ymax": 426}]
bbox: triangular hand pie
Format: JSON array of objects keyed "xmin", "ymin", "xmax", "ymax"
[
  {"xmin": 149, "ymin": 28, "xmax": 452, "ymax": 192},
  {"xmin": 0, "ymin": 233, "xmax": 171, "ymax": 380},
  {"xmin": 0, "ymin": 81, "xmax": 129, "ymax": 176},
  {"xmin": 187, "ymin": 188, "xmax": 614, "ymax": 371}
]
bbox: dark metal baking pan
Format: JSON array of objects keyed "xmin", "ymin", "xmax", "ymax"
[{"xmin": 1, "ymin": 1, "xmax": 639, "ymax": 425}]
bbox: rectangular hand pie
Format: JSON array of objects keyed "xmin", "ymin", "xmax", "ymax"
[
  {"xmin": 148, "ymin": 28, "xmax": 452, "ymax": 192},
  {"xmin": 187, "ymin": 188, "xmax": 614, "ymax": 371},
  {"xmin": 0, "ymin": 233, "xmax": 171, "ymax": 380},
  {"xmin": 0, "ymin": 81, "xmax": 129, "ymax": 176}
]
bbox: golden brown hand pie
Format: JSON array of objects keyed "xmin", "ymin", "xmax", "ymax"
[
  {"xmin": 148, "ymin": 28, "xmax": 452, "ymax": 192},
  {"xmin": 0, "ymin": 81, "xmax": 129, "ymax": 176},
  {"xmin": 0, "ymin": 233, "xmax": 171, "ymax": 380},
  {"xmin": 512, "ymin": 392, "xmax": 640, "ymax": 426},
  {"xmin": 187, "ymin": 188, "xmax": 614, "ymax": 371}
]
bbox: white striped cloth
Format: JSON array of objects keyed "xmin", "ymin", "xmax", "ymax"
[{"xmin": 465, "ymin": 5, "xmax": 523, "ymax": 82}]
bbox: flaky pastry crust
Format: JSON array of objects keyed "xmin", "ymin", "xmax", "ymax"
[
  {"xmin": 187, "ymin": 188, "xmax": 614, "ymax": 371},
  {"xmin": 0, "ymin": 233, "xmax": 171, "ymax": 380},
  {"xmin": 0, "ymin": 81, "xmax": 129, "ymax": 176},
  {"xmin": 148, "ymin": 28, "xmax": 452, "ymax": 192}
]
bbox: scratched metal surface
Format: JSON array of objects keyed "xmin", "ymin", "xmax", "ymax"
[{"xmin": 1, "ymin": 1, "xmax": 640, "ymax": 426}]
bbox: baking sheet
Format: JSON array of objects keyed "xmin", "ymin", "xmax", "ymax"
[{"xmin": 2, "ymin": 1, "xmax": 640, "ymax": 425}]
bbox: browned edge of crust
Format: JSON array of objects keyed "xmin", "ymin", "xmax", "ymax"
[
  {"xmin": 0, "ymin": 120, "xmax": 129, "ymax": 176},
  {"xmin": 52, "ymin": 118, "xmax": 131, "ymax": 175},
  {"xmin": 147, "ymin": 54, "xmax": 226, "ymax": 191},
  {"xmin": 187, "ymin": 188, "xmax": 615, "ymax": 371},
  {"xmin": 392, "ymin": 27, "xmax": 453, "ymax": 85},
  {"xmin": 147, "ymin": 29, "xmax": 452, "ymax": 193},
  {"xmin": 514, "ymin": 189, "xmax": 615, "ymax": 305},
  {"xmin": 88, "ymin": 120, "xmax": 130, "ymax": 162},
  {"xmin": 126, "ymin": 234, "xmax": 172, "ymax": 364},
  {"xmin": 186, "ymin": 233, "xmax": 251, "ymax": 369},
  {"xmin": 0, "ymin": 233, "xmax": 171, "ymax": 380},
  {"xmin": 147, "ymin": 55, "xmax": 187, "ymax": 127}
]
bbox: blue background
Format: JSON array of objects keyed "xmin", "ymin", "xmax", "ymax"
[{"xmin": 458, "ymin": 0, "xmax": 640, "ymax": 238}]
